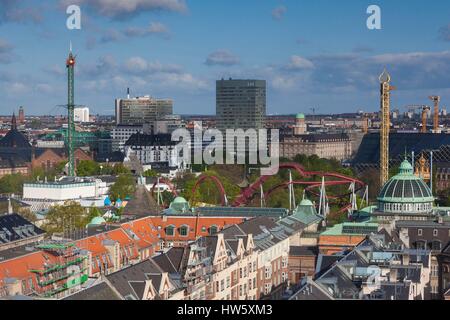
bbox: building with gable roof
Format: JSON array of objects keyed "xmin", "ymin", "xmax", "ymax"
[{"xmin": 290, "ymin": 232, "xmax": 431, "ymax": 300}]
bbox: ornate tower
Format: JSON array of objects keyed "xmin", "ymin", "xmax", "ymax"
[
  {"xmin": 18, "ymin": 106, "xmax": 25, "ymax": 124},
  {"xmin": 294, "ymin": 113, "xmax": 307, "ymax": 135},
  {"xmin": 66, "ymin": 47, "xmax": 76, "ymax": 176},
  {"xmin": 379, "ymin": 69, "xmax": 395, "ymax": 187}
]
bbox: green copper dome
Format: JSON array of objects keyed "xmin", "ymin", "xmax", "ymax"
[
  {"xmin": 377, "ymin": 159, "xmax": 434, "ymax": 214},
  {"xmin": 299, "ymin": 198, "xmax": 313, "ymax": 206},
  {"xmin": 88, "ymin": 216, "xmax": 106, "ymax": 226},
  {"xmin": 296, "ymin": 113, "xmax": 305, "ymax": 120},
  {"xmin": 169, "ymin": 197, "xmax": 190, "ymax": 213},
  {"xmin": 172, "ymin": 196, "xmax": 187, "ymax": 204}
]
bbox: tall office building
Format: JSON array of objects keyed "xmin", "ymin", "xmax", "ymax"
[
  {"xmin": 216, "ymin": 79, "xmax": 266, "ymax": 131},
  {"xmin": 115, "ymin": 95, "xmax": 173, "ymax": 127}
]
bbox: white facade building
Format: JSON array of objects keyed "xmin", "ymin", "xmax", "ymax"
[
  {"xmin": 74, "ymin": 107, "xmax": 90, "ymax": 123},
  {"xmin": 22, "ymin": 178, "xmax": 110, "ymax": 212},
  {"xmin": 111, "ymin": 125, "xmax": 143, "ymax": 152}
]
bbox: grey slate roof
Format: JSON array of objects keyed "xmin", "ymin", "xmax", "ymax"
[
  {"xmin": 64, "ymin": 282, "xmax": 121, "ymax": 300},
  {"xmin": 106, "ymin": 259, "xmax": 163, "ymax": 300},
  {"xmin": 0, "ymin": 214, "xmax": 44, "ymax": 245}
]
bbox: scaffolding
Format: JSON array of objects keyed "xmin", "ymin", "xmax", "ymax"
[{"xmin": 29, "ymin": 239, "xmax": 89, "ymax": 298}]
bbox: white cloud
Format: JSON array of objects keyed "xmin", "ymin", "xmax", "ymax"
[
  {"xmin": 205, "ymin": 50, "xmax": 240, "ymax": 66},
  {"xmin": 60, "ymin": 0, "xmax": 187, "ymax": 19},
  {"xmin": 125, "ymin": 22, "xmax": 171, "ymax": 38},
  {"xmin": 284, "ymin": 55, "xmax": 314, "ymax": 71}
]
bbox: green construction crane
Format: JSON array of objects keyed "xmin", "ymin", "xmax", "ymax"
[{"xmin": 66, "ymin": 47, "xmax": 76, "ymax": 176}]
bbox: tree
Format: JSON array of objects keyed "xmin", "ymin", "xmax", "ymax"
[
  {"xmin": 0, "ymin": 174, "xmax": 27, "ymax": 194},
  {"xmin": 113, "ymin": 163, "xmax": 131, "ymax": 175},
  {"xmin": 109, "ymin": 174, "xmax": 136, "ymax": 202},
  {"xmin": 17, "ymin": 208, "xmax": 38, "ymax": 223},
  {"xmin": 85, "ymin": 207, "xmax": 102, "ymax": 223},
  {"xmin": 43, "ymin": 201, "xmax": 88, "ymax": 234},
  {"xmin": 76, "ymin": 160, "xmax": 100, "ymax": 176},
  {"xmin": 143, "ymin": 169, "xmax": 158, "ymax": 178}
]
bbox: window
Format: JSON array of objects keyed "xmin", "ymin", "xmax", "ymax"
[
  {"xmin": 179, "ymin": 225, "xmax": 189, "ymax": 237},
  {"xmin": 265, "ymin": 266, "xmax": 271, "ymax": 280},
  {"xmin": 209, "ymin": 225, "xmax": 218, "ymax": 235},
  {"xmin": 165, "ymin": 225, "xmax": 175, "ymax": 236},
  {"xmin": 226, "ymin": 276, "xmax": 230, "ymax": 288},
  {"xmin": 433, "ymin": 229, "xmax": 438, "ymax": 237},
  {"xmin": 264, "ymin": 284, "xmax": 271, "ymax": 295},
  {"xmin": 418, "ymin": 229, "xmax": 423, "ymax": 236}
]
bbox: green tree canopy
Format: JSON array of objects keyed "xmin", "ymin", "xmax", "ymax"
[
  {"xmin": 143, "ymin": 169, "xmax": 158, "ymax": 178},
  {"xmin": 109, "ymin": 174, "xmax": 136, "ymax": 202},
  {"xmin": 0, "ymin": 174, "xmax": 28, "ymax": 194},
  {"xmin": 43, "ymin": 201, "xmax": 88, "ymax": 234},
  {"xmin": 76, "ymin": 160, "xmax": 101, "ymax": 177}
]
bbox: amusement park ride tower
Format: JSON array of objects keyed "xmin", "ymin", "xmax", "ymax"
[
  {"xmin": 66, "ymin": 46, "xmax": 76, "ymax": 176},
  {"xmin": 379, "ymin": 69, "xmax": 395, "ymax": 187}
]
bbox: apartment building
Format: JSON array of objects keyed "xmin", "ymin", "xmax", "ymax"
[
  {"xmin": 221, "ymin": 217, "xmax": 290, "ymax": 300},
  {"xmin": 290, "ymin": 232, "xmax": 432, "ymax": 300}
]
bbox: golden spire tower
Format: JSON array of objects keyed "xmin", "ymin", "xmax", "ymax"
[{"xmin": 379, "ymin": 69, "xmax": 395, "ymax": 187}]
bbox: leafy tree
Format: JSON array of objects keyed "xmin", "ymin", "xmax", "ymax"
[
  {"xmin": 109, "ymin": 174, "xmax": 136, "ymax": 202},
  {"xmin": 0, "ymin": 174, "xmax": 27, "ymax": 194},
  {"xmin": 17, "ymin": 208, "xmax": 38, "ymax": 223},
  {"xmin": 76, "ymin": 160, "xmax": 100, "ymax": 176},
  {"xmin": 143, "ymin": 169, "xmax": 158, "ymax": 178},
  {"xmin": 161, "ymin": 191, "xmax": 175, "ymax": 205},
  {"xmin": 113, "ymin": 163, "xmax": 131, "ymax": 175},
  {"xmin": 86, "ymin": 207, "xmax": 102, "ymax": 222},
  {"xmin": 43, "ymin": 201, "xmax": 88, "ymax": 234}
]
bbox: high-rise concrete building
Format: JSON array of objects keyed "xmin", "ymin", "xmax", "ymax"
[
  {"xmin": 74, "ymin": 107, "xmax": 90, "ymax": 123},
  {"xmin": 115, "ymin": 95, "xmax": 173, "ymax": 127},
  {"xmin": 216, "ymin": 79, "xmax": 266, "ymax": 131}
]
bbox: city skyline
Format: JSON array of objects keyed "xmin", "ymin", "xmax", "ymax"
[{"xmin": 1, "ymin": 0, "xmax": 450, "ymax": 116}]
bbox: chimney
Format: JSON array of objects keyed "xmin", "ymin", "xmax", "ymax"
[
  {"xmin": 127, "ymin": 88, "xmax": 130, "ymax": 99},
  {"xmin": 403, "ymin": 253, "xmax": 410, "ymax": 266},
  {"xmin": 7, "ymin": 198, "xmax": 13, "ymax": 215},
  {"xmin": 390, "ymin": 268, "xmax": 398, "ymax": 282}
]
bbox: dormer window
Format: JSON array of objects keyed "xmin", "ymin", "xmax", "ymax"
[
  {"xmin": 179, "ymin": 225, "xmax": 189, "ymax": 237},
  {"xmin": 209, "ymin": 225, "xmax": 218, "ymax": 235},
  {"xmin": 165, "ymin": 225, "xmax": 175, "ymax": 237}
]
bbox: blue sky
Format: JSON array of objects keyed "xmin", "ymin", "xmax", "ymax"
[{"xmin": 1, "ymin": 0, "xmax": 450, "ymax": 116}]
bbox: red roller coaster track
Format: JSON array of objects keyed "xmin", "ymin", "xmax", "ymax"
[
  {"xmin": 191, "ymin": 175, "xmax": 228, "ymax": 206},
  {"xmin": 189, "ymin": 163, "xmax": 365, "ymax": 212},
  {"xmin": 232, "ymin": 163, "xmax": 365, "ymax": 208}
]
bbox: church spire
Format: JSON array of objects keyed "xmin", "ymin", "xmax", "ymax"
[{"xmin": 11, "ymin": 112, "xmax": 17, "ymax": 130}]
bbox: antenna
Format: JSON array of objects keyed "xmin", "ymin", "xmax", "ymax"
[{"xmin": 69, "ymin": 41, "xmax": 73, "ymax": 53}]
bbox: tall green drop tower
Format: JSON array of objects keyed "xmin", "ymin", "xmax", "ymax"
[{"xmin": 66, "ymin": 47, "xmax": 76, "ymax": 176}]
